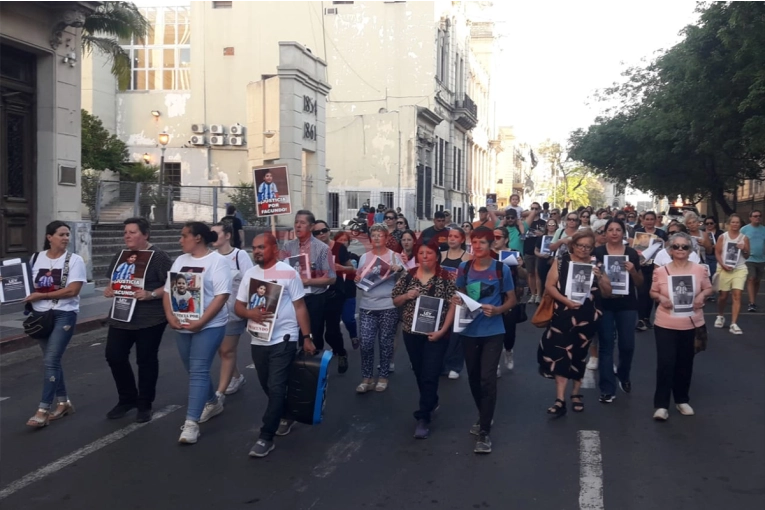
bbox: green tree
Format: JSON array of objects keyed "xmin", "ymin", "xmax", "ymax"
[
  {"xmin": 569, "ymin": 2, "xmax": 765, "ymax": 215},
  {"xmin": 81, "ymin": 109, "xmax": 128, "ymax": 172},
  {"xmin": 538, "ymin": 139, "xmax": 579, "ymax": 207},
  {"xmin": 82, "ymin": 2, "xmax": 149, "ymax": 90},
  {"xmin": 546, "ymin": 169, "xmax": 605, "ymax": 210},
  {"xmin": 228, "ymin": 183, "xmax": 267, "ymax": 226}
]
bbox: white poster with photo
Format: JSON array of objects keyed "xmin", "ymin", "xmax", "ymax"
[
  {"xmin": 356, "ymin": 256, "xmax": 393, "ymax": 291},
  {"xmin": 253, "ymin": 165, "xmax": 292, "ymax": 217},
  {"xmin": 668, "ymin": 274, "xmax": 696, "ymax": 317},
  {"xmin": 246, "ymin": 277, "xmax": 284, "ymax": 343},
  {"xmin": 286, "ymin": 253, "xmax": 310, "ymax": 280},
  {"xmin": 540, "ymin": 235, "xmax": 553, "ymax": 256},
  {"xmin": 604, "ymin": 255, "xmax": 629, "ymax": 296},
  {"xmin": 565, "ymin": 262, "xmax": 594, "ymax": 304},
  {"xmin": 411, "ymin": 296, "xmax": 444, "ymax": 334},
  {"xmin": 723, "ymin": 242, "xmax": 740, "ymax": 267},
  {"xmin": 453, "ymin": 291, "xmax": 482, "ymax": 333}
]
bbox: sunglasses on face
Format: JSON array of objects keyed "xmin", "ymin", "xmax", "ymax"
[
  {"xmin": 530, "ymin": 207, "xmax": 540, "ymax": 210},
  {"xmin": 462, "ymin": 224, "xmax": 471, "ymax": 228},
  {"xmin": 567, "ymin": 217, "xmax": 578, "ymax": 221},
  {"xmin": 312, "ymin": 228, "xmax": 330, "ymax": 236},
  {"xmin": 494, "ymin": 235, "xmax": 506, "ymax": 240},
  {"xmin": 595, "ymin": 229, "xmax": 605, "ymax": 235},
  {"xmin": 385, "ymin": 216, "xmax": 396, "ymax": 220},
  {"xmin": 671, "ymin": 244, "xmax": 691, "ymax": 251},
  {"xmin": 396, "ymin": 221, "xmax": 405, "ymax": 225},
  {"xmin": 505, "ymin": 216, "xmax": 516, "ymax": 220},
  {"xmin": 752, "ymin": 214, "xmax": 762, "ymax": 218},
  {"xmin": 547, "ymin": 223, "xmax": 557, "ymax": 227}
]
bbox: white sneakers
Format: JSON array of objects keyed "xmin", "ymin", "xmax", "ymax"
[
  {"xmin": 729, "ymin": 323, "xmax": 743, "ymax": 335},
  {"xmin": 179, "ymin": 420, "xmax": 200, "ymax": 443},
  {"xmin": 448, "ymin": 370, "xmax": 460, "ymax": 379},
  {"xmin": 504, "ymin": 350, "xmax": 514, "ymax": 371},
  {"xmin": 225, "ymin": 374, "xmax": 246, "ymax": 395},
  {"xmin": 586, "ymin": 357, "xmax": 599, "ymax": 370},
  {"xmin": 714, "ymin": 315, "xmax": 725, "ymax": 328},
  {"xmin": 653, "ymin": 409, "xmax": 669, "ymax": 421},
  {"xmin": 676, "ymin": 403, "xmax": 695, "ymax": 416},
  {"xmin": 199, "ymin": 394, "xmax": 224, "ymax": 423},
  {"xmin": 496, "ymin": 364, "xmax": 502, "ymax": 378},
  {"xmin": 654, "ymin": 404, "xmax": 695, "ymax": 421}
]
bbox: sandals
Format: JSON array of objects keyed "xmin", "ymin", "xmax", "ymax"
[
  {"xmin": 547, "ymin": 399, "xmax": 567, "ymax": 417},
  {"xmin": 375, "ymin": 380, "xmax": 388, "ymax": 392},
  {"xmin": 571, "ymin": 395, "xmax": 584, "ymax": 413},
  {"xmin": 356, "ymin": 381, "xmax": 375, "ymax": 394},
  {"xmin": 26, "ymin": 409, "xmax": 50, "ymax": 428},
  {"xmin": 49, "ymin": 400, "xmax": 75, "ymax": 421}
]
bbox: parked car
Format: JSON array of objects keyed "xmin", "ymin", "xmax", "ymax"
[{"xmin": 665, "ymin": 205, "xmax": 701, "ymax": 222}]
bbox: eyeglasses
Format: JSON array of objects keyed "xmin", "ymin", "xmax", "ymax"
[
  {"xmin": 462, "ymin": 224, "xmax": 471, "ymax": 228},
  {"xmin": 385, "ymin": 216, "xmax": 396, "ymax": 220},
  {"xmin": 551, "ymin": 212, "xmax": 560, "ymax": 215},
  {"xmin": 580, "ymin": 215, "xmax": 590, "ymax": 219},
  {"xmin": 312, "ymin": 228, "xmax": 329, "ymax": 236},
  {"xmin": 567, "ymin": 217, "xmax": 578, "ymax": 221},
  {"xmin": 494, "ymin": 235, "xmax": 506, "ymax": 240},
  {"xmin": 752, "ymin": 214, "xmax": 762, "ymax": 218},
  {"xmin": 595, "ymin": 229, "xmax": 605, "ymax": 235},
  {"xmin": 530, "ymin": 207, "xmax": 540, "ymax": 210},
  {"xmin": 670, "ymin": 244, "xmax": 691, "ymax": 251},
  {"xmin": 574, "ymin": 243, "xmax": 593, "ymax": 251}
]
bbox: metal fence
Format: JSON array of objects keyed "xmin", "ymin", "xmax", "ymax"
[{"xmin": 82, "ymin": 177, "xmax": 265, "ymax": 225}]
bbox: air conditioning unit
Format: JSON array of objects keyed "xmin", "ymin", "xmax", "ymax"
[
  {"xmin": 209, "ymin": 124, "xmax": 225, "ymax": 134},
  {"xmin": 190, "ymin": 135, "xmax": 206, "ymax": 145},
  {"xmin": 229, "ymin": 135, "xmax": 245, "ymax": 146},
  {"xmin": 324, "ymin": 7, "xmax": 338, "ymax": 14},
  {"xmin": 229, "ymin": 123, "xmax": 246, "ymax": 135},
  {"xmin": 191, "ymin": 123, "xmax": 206, "ymax": 134},
  {"xmin": 209, "ymin": 135, "xmax": 225, "ymax": 146}
]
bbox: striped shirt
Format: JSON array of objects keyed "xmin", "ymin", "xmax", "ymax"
[
  {"xmin": 113, "ymin": 262, "xmax": 135, "ymax": 281},
  {"xmin": 258, "ymin": 182, "xmax": 278, "ymax": 201},
  {"xmin": 281, "ymin": 236, "xmax": 336, "ymax": 294}
]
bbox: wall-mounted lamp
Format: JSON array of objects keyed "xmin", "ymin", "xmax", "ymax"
[
  {"xmin": 158, "ymin": 132, "xmax": 170, "ymax": 146},
  {"xmin": 62, "ymin": 51, "xmax": 77, "ymax": 67},
  {"xmin": 142, "ymin": 153, "xmax": 151, "ymax": 164},
  {"xmin": 151, "ymin": 110, "xmax": 161, "ymax": 118},
  {"xmin": 264, "ymin": 130, "xmax": 276, "ymax": 139}
]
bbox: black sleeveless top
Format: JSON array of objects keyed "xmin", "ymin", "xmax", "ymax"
[{"xmin": 441, "ymin": 250, "xmax": 466, "ymax": 269}]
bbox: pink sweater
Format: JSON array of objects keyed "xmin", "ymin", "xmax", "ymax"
[{"xmin": 651, "ymin": 263, "xmax": 711, "ymax": 329}]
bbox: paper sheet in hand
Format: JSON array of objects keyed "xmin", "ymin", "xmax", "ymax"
[
  {"xmin": 499, "ymin": 250, "xmax": 519, "ymax": 266},
  {"xmin": 668, "ymin": 274, "xmax": 696, "ymax": 317},
  {"xmin": 641, "ymin": 240, "xmax": 663, "ymax": 261},
  {"xmin": 604, "ymin": 255, "xmax": 629, "ymax": 296},
  {"xmin": 356, "ymin": 256, "xmax": 393, "ymax": 291},
  {"xmin": 0, "ymin": 262, "xmax": 32, "ymax": 303},
  {"xmin": 453, "ymin": 291, "xmax": 483, "ymax": 333}
]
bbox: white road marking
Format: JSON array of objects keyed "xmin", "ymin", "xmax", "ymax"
[
  {"xmin": 578, "ymin": 430, "xmax": 604, "ymax": 510},
  {"xmin": 0, "ymin": 404, "xmax": 181, "ymax": 501},
  {"xmin": 0, "ymin": 397, "xmax": 9, "ymax": 402},
  {"xmin": 312, "ymin": 423, "xmax": 370, "ymax": 478},
  {"xmin": 91, "ymin": 343, "xmax": 102, "ymax": 346},
  {"xmin": 582, "ymin": 368, "xmax": 597, "ymax": 389}
]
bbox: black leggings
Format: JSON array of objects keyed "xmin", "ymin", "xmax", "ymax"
[{"xmin": 462, "ymin": 334, "xmax": 504, "ymax": 433}]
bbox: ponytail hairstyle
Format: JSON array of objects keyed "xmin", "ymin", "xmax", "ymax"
[
  {"xmin": 213, "ymin": 220, "xmax": 235, "ymax": 242},
  {"xmin": 43, "ymin": 220, "xmax": 71, "ymax": 250},
  {"xmin": 184, "ymin": 221, "xmax": 218, "ymax": 245}
]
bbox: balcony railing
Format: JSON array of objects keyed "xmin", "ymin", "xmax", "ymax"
[{"xmin": 454, "ymin": 93, "xmax": 478, "ymax": 130}]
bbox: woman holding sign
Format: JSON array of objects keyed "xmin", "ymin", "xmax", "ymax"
[
  {"xmin": 538, "ymin": 230, "xmax": 611, "ymax": 416},
  {"xmin": 649, "ymin": 232, "xmax": 712, "ymax": 420},
  {"xmin": 713, "ymin": 214, "xmax": 750, "ymax": 335},
  {"xmin": 102, "ymin": 218, "xmax": 172, "ymax": 423},
  {"xmin": 392, "ymin": 238, "xmax": 457, "ymax": 439}
]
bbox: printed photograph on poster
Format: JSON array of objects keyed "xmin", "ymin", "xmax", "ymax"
[
  {"xmin": 724, "ymin": 242, "xmax": 740, "ymax": 266},
  {"xmin": 0, "ymin": 262, "xmax": 32, "ymax": 303},
  {"xmin": 168, "ymin": 271, "xmax": 204, "ymax": 323},
  {"xmin": 632, "ymin": 232, "xmax": 656, "ymax": 253},
  {"xmin": 669, "ymin": 274, "xmax": 695, "ymax": 316},
  {"xmin": 485, "ymin": 193, "xmax": 498, "ymax": 212},
  {"xmin": 565, "ymin": 262, "xmax": 594, "ymax": 304},
  {"xmin": 440, "ymin": 265, "xmax": 458, "ymax": 279},
  {"xmin": 540, "ymin": 235, "xmax": 553, "ymax": 256},
  {"xmin": 356, "ymin": 256, "xmax": 392, "ymax": 291},
  {"xmin": 110, "ymin": 250, "xmax": 155, "ymax": 322},
  {"xmin": 286, "ymin": 253, "xmax": 310, "ymax": 280},
  {"xmin": 411, "ymin": 295, "xmax": 444, "ymax": 334},
  {"xmin": 604, "ymin": 255, "xmax": 629, "ymax": 295},
  {"xmin": 246, "ymin": 278, "xmax": 284, "ymax": 344},
  {"xmin": 253, "ymin": 166, "xmax": 291, "ymax": 217}
]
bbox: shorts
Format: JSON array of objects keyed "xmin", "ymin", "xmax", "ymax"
[
  {"xmin": 745, "ymin": 261, "xmax": 765, "ymax": 281},
  {"xmin": 225, "ymin": 319, "xmax": 246, "ymax": 336},
  {"xmin": 716, "ymin": 266, "xmax": 748, "ymax": 292},
  {"xmin": 524, "ymin": 253, "xmax": 538, "ymax": 275}
]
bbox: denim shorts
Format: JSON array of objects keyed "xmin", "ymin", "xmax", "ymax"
[{"xmin": 225, "ymin": 319, "xmax": 246, "ymax": 336}]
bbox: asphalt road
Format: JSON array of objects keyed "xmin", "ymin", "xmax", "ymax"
[{"xmin": 1, "ymin": 302, "xmax": 763, "ymax": 510}]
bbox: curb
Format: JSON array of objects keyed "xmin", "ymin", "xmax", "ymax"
[{"xmin": 0, "ymin": 317, "xmax": 108, "ymax": 355}]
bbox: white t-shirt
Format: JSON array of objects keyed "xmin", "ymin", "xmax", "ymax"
[
  {"xmin": 30, "ymin": 251, "xmax": 87, "ymax": 313},
  {"xmin": 217, "ymin": 248, "xmax": 253, "ymax": 322},
  {"xmin": 236, "ymin": 261, "xmax": 306, "ymax": 346},
  {"xmin": 654, "ymin": 248, "xmax": 700, "ymax": 267},
  {"xmin": 165, "ymin": 251, "xmax": 232, "ymax": 332}
]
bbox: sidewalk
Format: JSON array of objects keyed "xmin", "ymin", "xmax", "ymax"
[{"xmin": 0, "ymin": 288, "xmax": 112, "ymax": 354}]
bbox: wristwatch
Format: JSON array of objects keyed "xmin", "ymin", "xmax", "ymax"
[
  {"xmin": 303, "ymin": 333, "xmax": 313, "ymax": 340},
  {"xmin": 151, "ymin": 291, "xmax": 157, "ymax": 299}
]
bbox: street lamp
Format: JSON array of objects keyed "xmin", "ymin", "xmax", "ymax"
[
  {"xmin": 142, "ymin": 153, "xmax": 150, "ymax": 164},
  {"xmin": 158, "ymin": 132, "xmax": 169, "ymax": 186}
]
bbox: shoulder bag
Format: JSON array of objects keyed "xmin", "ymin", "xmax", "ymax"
[
  {"xmin": 23, "ymin": 252, "xmax": 72, "ymax": 339},
  {"xmin": 532, "ymin": 259, "xmax": 561, "ymax": 328}
]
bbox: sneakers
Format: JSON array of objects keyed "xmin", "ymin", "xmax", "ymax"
[
  {"xmin": 504, "ymin": 349, "xmax": 514, "ymax": 371},
  {"xmin": 729, "ymin": 323, "xmax": 743, "ymax": 335},
  {"xmin": 676, "ymin": 403, "xmax": 695, "ymax": 416},
  {"xmin": 389, "ymin": 362, "xmax": 395, "ymax": 373},
  {"xmin": 529, "ymin": 294, "xmax": 538, "ymax": 305},
  {"xmin": 474, "ymin": 433, "xmax": 492, "ymax": 454},
  {"xmin": 496, "ymin": 364, "xmax": 502, "ymax": 378},
  {"xmin": 249, "ymin": 439, "xmax": 275, "ymax": 457},
  {"xmin": 448, "ymin": 370, "xmax": 460, "ymax": 380},
  {"xmin": 337, "ymin": 355, "xmax": 349, "ymax": 374},
  {"xmin": 535, "ymin": 294, "xmax": 542, "ymax": 304},
  {"xmin": 136, "ymin": 407, "xmax": 152, "ymax": 423},
  {"xmin": 653, "ymin": 408, "xmax": 669, "ymax": 421},
  {"xmin": 599, "ymin": 394, "xmax": 616, "ymax": 404},
  {"xmin": 469, "ymin": 419, "xmax": 493, "ymax": 436},
  {"xmin": 635, "ymin": 320, "xmax": 648, "ymax": 332},
  {"xmin": 178, "ymin": 420, "xmax": 200, "ymax": 444},
  {"xmin": 714, "ymin": 315, "xmax": 725, "ymax": 328},
  {"xmin": 747, "ymin": 303, "xmax": 757, "ymax": 312},
  {"xmin": 586, "ymin": 357, "xmax": 599, "ymax": 370},
  {"xmin": 106, "ymin": 402, "xmax": 136, "ymax": 420},
  {"xmin": 618, "ymin": 380, "xmax": 632, "ymax": 394},
  {"xmin": 198, "ymin": 395, "xmax": 224, "ymax": 423},
  {"xmin": 414, "ymin": 419, "xmax": 430, "ymax": 439},
  {"xmin": 644, "ymin": 319, "xmax": 653, "ymax": 329},
  {"xmin": 224, "ymin": 374, "xmax": 246, "ymax": 395},
  {"xmin": 276, "ymin": 419, "xmax": 295, "ymax": 436}
]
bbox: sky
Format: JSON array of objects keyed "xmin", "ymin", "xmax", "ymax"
[{"xmin": 491, "ymin": 0, "xmax": 700, "ymax": 147}]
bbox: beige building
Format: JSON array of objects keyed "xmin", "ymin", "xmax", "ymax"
[{"xmin": 1, "ymin": 1, "xmax": 98, "ymax": 263}]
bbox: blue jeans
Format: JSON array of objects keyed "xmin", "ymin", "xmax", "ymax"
[
  {"xmin": 341, "ymin": 297, "xmax": 358, "ymax": 339},
  {"xmin": 175, "ymin": 326, "xmax": 226, "ymax": 421},
  {"xmin": 38, "ymin": 311, "xmax": 78, "ymax": 409},
  {"xmin": 442, "ymin": 332, "xmax": 464, "ymax": 374},
  {"xmin": 597, "ymin": 309, "xmax": 638, "ymax": 394}
]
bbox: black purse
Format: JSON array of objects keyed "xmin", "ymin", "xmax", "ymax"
[
  {"xmin": 23, "ymin": 252, "xmax": 71, "ymax": 339},
  {"xmin": 690, "ymin": 316, "xmax": 708, "ymax": 354}
]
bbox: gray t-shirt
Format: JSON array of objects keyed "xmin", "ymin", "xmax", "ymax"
[{"xmin": 357, "ymin": 250, "xmax": 402, "ymax": 310}]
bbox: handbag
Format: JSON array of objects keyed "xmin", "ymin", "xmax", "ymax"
[
  {"xmin": 690, "ymin": 316, "xmax": 708, "ymax": 354},
  {"xmin": 531, "ymin": 293, "xmax": 554, "ymax": 328},
  {"xmin": 516, "ymin": 302, "xmax": 528, "ymax": 323},
  {"xmin": 23, "ymin": 252, "xmax": 71, "ymax": 340}
]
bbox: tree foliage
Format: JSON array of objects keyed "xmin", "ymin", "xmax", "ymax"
[
  {"xmin": 569, "ymin": 2, "xmax": 765, "ymax": 215},
  {"xmin": 81, "ymin": 109, "xmax": 128, "ymax": 172},
  {"xmin": 82, "ymin": 2, "xmax": 149, "ymax": 89},
  {"xmin": 545, "ymin": 167, "xmax": 605, "ymax": 210}
]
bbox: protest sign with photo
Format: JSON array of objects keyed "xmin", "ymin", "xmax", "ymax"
[
  {"xmin": 168, "ymin": 271, "xmax": 204, "ymax": 323},
  {"xmin": 0, "ymin": 261, "xmax": 32, "ymax": 303},
  {"xmin": 632, "ymin": 232, "xmax": 656, "ymax": 253},
  {"xmin": 286, "ymin": 253, "xmax": 311, "ymax": 280},
  {"xmin": 486, "ymin": 193, "xmax": 498, "ymax": 212},
  {"xmin": 565, "ymin": 262, "xmax": 594, "ymax": 304},
  {"xmin": 356, "ymin": 256, "xmax": 393, "ymax": 291},
  {"xmin": 411, "ymin": 295, "xmax": 444, "ymax": 335},
  {"xmin": 540, "ymin": 235, "xmax": 553, "ymax": 256},
  {"xmin": 669, "ymin": 274, "xmax": 696, "ymax": 317},
  {"xmin": 246, "ymin": 277, "xmax": 284, "ymax": 344},
  {"xmin": 110, "ymin": 250, "xmax": 155, "ymax": 322},
  {"xmin": 254, "ymin": 165, "xmax": 291, "ymax": 217},
  {"xmin": 604, "ymin": 255, "xmax": 629, "ymax": 296},
  {"xmin": 723, "ymin": 241, "xmax": 740, "ymax": 266}
]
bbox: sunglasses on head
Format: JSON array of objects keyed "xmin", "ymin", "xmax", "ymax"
[
  {"xmin": 671, "ymin": 244, "xmax": 691, "ymax": 251},
  {"xmin": 312, "ymin": 228, "xmax": 330, "ymax": 236}
]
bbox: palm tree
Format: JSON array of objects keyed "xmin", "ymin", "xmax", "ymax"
[{"xmin": 82, "ymin": 2, "xmax": 149, "ymax": 90}]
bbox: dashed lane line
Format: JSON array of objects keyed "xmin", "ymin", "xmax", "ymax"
[
  {"xmin": 0, "ymin": 404, "xmax": 182, "ymax": 502},
  {"xmin": 579, "ymin": 430, "xmax": 605, "ymax": 510}
]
